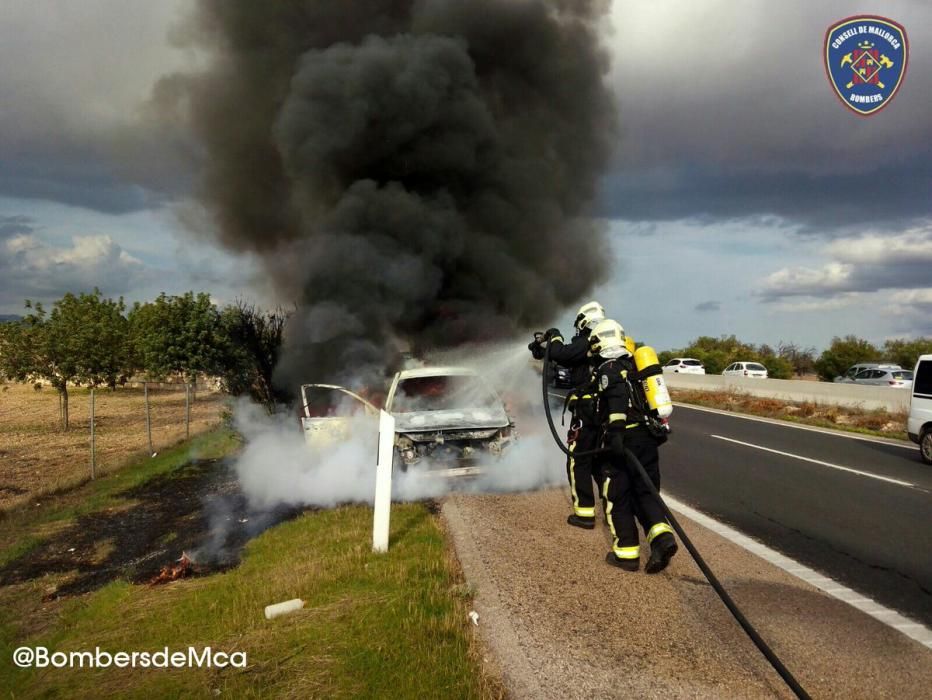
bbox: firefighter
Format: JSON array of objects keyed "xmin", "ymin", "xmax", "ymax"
[
  {"xmin": 528, "ymin": 301, "xmax": 605, "ymax": 529},
  {"xmin": 589, "ymin": 319, "xmax": 677, "ymax": 573}
]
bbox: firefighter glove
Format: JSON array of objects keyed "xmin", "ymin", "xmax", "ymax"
[{"xmin": 528, "ymin": 339, "xmax": 546, "ymax": 360}]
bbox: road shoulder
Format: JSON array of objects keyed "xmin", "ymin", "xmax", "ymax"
[{"xmin": 442, "ymin": 487, "xmax": 932, "ymax": 699}]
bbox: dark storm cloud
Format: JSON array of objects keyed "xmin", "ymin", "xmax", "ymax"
[
  {"xmin": 605, "ymin": 1, "xmax": 932, "ymax": 228},
  {"xmin": 0, "ymin": 1, "xmax": 188, "ymax": 213},
  {"xmin": 694, "ymin": 300, "xmax": 721, "ymax": 312},
  {"xmin": 600, "ymin": 152, "xmax": 932, "ymax": 227},
  {"xmin": 161, "ymin": 0, "xmax": 617, "ymax": 387},
  {"xmin": 0, "ymin": 215, "xmax": 34, "ymax": 239},
  {"xmin": 0, "ymin": 155, "xmax": 155, "ymax": 215}
]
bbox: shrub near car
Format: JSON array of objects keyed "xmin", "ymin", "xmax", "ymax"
[
  {"xmin": 662, "ymin": 358, "xmax": 706, "ymax": 375},
  {"xmin": 723, "ymin": 362, "xmax": 768, "ymax": 378}
]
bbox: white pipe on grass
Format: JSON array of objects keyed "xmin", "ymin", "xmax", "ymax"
[{"xmin": 264, "ymin": 598, "xmax": 305, "ymax": 620}]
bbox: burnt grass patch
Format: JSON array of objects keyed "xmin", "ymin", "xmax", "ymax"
[{"xmin": 0, "ymin": 458, "xmax": 308, "ymax": 598}]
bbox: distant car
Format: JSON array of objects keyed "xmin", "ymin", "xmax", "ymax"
[
  {"xmin": 662, "ymin": 358, "xmax": 706, "ymax": 375},
  {"xmin": 907, "ymin": 354, "xmax": 932, "ymax": 464},
  {"xmin": 850, "ymin": 368, "xmax": 913, "ymax": 388},
  {"xmin": 550, "ymin": 363, "xmax": 574, "ymax": 389},
  {"xmin": 834, "ymin": 363, "xmax": 902, "ymax": 383},
  {"xmin": 723, "ymin": 362, "xmax": 768, "ymax": 378}
]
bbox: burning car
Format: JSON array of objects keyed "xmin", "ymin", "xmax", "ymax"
[
  {"xmin": 300, "ymin": 366, "xmax": 515, "ymax": 477},
  {"xmin": 387, "ymin": 366, "xmax": 515, "ymax": 476}
]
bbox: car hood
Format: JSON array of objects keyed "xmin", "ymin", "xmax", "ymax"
[{"xmin": 393, "ymin": 406, "xmax": 511, "ymax": 433}]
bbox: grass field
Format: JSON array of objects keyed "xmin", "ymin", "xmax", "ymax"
[
  {"xmin": 0, "ymin": 430, "xmax": 501, "ymax": 699},
  {"xmin": 0, "ymin": 382, "xmax": 226, "ymax": 511},
  {"xmin": 671, "ymin": 387, "xmax": 909, "ymax": 440}
]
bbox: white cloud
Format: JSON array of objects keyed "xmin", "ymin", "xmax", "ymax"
[
  {"xmin": 0, "ymin": 233, "xmax": 148, "ymax": 305},
  {"xmin": 825, "ymin": 226, "xmax": 932, "ymax": 264},
  {"xmin": 759, "ymin": 224, "xmax": 932, "ymax": 300}
]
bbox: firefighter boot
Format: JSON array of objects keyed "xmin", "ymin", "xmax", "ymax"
[
  {"xmin": 645, "ymin": 533, "xmax": 678, "ymax": 574},
  {"xmin": 567, "ymin": 514, "xmax": 596, "ymax": 529},
  {"xmin": 605, "ymin": 552, "xmax": 639, "ymax": 571}
]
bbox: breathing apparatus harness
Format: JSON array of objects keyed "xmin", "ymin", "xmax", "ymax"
[{"xmin": 540, "ymin": 340, "xmax": 810, "ymax": 700}]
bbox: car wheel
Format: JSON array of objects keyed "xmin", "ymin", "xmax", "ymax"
[{"xmin": 921, "ymin": 428, "xmax": 932, "ymax": 465}]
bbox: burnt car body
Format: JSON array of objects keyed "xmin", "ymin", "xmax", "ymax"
[
  {"xmin": 300, "ymin": 366, "xmax": 515, "ymax": 478},
  {"xmin": 386, "ymin": 366, "xmax": 515, "ymax": 477}
]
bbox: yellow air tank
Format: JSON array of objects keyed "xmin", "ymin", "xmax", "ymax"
[
  {"xmin": 633, "ymin": 346, "xmax": 673, "ymax": 419},
  {"xmin": 625, "ymin": 336, "xmax": 636, "ymax": 356}
]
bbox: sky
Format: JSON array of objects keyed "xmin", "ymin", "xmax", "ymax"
[{"xmin": 1, "ymin": 0, "xmax": 929, "ymax": 351}]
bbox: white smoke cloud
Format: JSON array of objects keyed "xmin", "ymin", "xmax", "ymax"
[{"xmin": 230, "ymin": 342, "xmax": 567, "ymax": 511}]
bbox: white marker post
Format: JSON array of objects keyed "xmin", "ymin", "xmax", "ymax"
[{"xmin": 372, "ymin": 409, "xmax": 395, "ymax": 553}]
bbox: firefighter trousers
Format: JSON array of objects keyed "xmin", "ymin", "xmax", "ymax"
[
  {"xmin": 599, "ymin": 426, "xmax": 674, "ymax": 560},
  {"xmin": 566, "ymin": 421, "xmax": 603, "ymax": 519}
]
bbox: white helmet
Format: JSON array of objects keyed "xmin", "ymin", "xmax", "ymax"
[
  {"xmin": 588, "ymin": 319, "xmax": 630, "ymax": 359},
  {"xmin": 574, "ymin": 300, "xmax": 605, "ymax": 332}
]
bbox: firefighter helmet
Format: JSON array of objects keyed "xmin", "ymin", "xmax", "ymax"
[
  {"xmin": 574, "ymin": 300, "xmax": 605, "ymax": 332},
  {"xmin": 589, "ymin": 319, "xmax": 629, "ymax": 358}
]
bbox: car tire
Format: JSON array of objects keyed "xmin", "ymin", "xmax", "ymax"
[{"xmin": 921, "ymin": 427, "xmax": 932, "ymax": 466}]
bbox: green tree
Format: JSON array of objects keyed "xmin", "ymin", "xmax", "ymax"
[
  {"xmin": 217, "ymin": 301, "xmax": 290, "ymax": 411},
  {"xmin": 129, "ymin": 292, "xmax": 224, "ymax": 390},
  {"xmin": 814, "ymin": 335, "xmax": 879, "ymax": 381},
  {"xmin": 0, "ymin": 291, "xmax": 130, "ymax": 429},
  {"xmin": 882, "ymin": 338, "xmax": 932, "ymax": 371}
]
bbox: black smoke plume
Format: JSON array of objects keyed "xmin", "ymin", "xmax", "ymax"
[{"xmin": 160, "ymin": 0, "xmax": 617, "ymax": 390}]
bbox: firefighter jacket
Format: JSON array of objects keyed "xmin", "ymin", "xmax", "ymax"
[{"xmin": 548, "ymin": 331, "xmax": 593, "ymax": 391}]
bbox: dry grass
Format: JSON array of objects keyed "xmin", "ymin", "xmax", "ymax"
[
  {"xmin": 0, "ymin": 381, "xmax": 226, "ymax": 511},
  {"xmin": 671, "ymin": 388, "xmax": 909, "ymax": 439}
]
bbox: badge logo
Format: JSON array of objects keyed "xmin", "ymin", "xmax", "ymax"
[{"xmin": 824, "ymin": 15, "xmax": 908, "ymax": 116}]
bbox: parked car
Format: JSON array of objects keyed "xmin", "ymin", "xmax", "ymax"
[
  {"xmin": 850, "ymin": 368, "xmax": 913, "ymax": 388},
  {"xmin": 662, "ymin": 358, "xmax": 706, "ymax": 375},
  {"xmin": 723, "ymin": 362, "xmax": 768, "ymax": 378},
  {"xmin": 907, "ymin": 355, "xmax": 932, "ymax": 464},
  {"xmin": 550, "ymin": 362, "xmax": 574, "ymax": 389},
  {"xmin": 834, "ymin": 362, "xmax": 902, "ymax": 383}
]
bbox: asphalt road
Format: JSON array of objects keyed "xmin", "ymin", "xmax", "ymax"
[{"xmin": 662, "ymin": 404, "xmax": 932, "ymax": 626}]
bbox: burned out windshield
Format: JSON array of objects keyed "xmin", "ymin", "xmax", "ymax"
[{"xmin": 392, "ymin": 375, "xmax": 500, "ymax": 413}]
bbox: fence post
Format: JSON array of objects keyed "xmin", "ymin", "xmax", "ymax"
[
  {"xmin": 185, "ymin": 383, "xmax": 191, "ymax": 440},
  {"xmin": 372, "ymin": 410, "xmax": 396, "ymax": 553},
  {"xmin": 90, "ymin": 389, "xmax": 96, "ymax": 480},
  {"xmin": 145, "ymin": 382, "xmax": 153, "ymax": 455}
]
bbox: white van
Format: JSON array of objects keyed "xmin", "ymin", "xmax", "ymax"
[{"xmin": 907, "ymin": 354, "xmax": 932, "ymax": 464}]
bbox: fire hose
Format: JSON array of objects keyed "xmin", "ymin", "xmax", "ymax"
[{"xmin": 541, "ymin": 343, "xmax": 811, "ymax": 700}]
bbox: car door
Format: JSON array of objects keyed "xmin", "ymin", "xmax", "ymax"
[{"xmin": 300, "ymin": 384, "xmax": 380, "ymax": 448}]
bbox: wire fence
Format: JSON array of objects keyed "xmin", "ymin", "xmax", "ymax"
[{"xmin": 0, "ymin": 382, "xmax": 227, "ymax": 511}]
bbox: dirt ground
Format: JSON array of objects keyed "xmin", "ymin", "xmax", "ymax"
[
  {"xmin": 443, "ymin": 488, "xmax": 932, "ymax": 699},
  {"xmin": 0, "ymin": 382, "xmax": 226, "ymax": 511},
  {"xmin": 0, "ymin": 457, "xmax": 306, "ymax": 598}
]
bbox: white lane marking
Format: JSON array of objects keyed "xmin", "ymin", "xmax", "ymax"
[
  {"xmin": 665, "ymin": 495, "xmax": 932, "ymax": 650},
  {"xmin": 710, "ymin": 434, "xmax": 915, "ymax": 488},
  {"xmin": 674, "ymin": 402, "xmax": 914, "ymax": 450}
]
